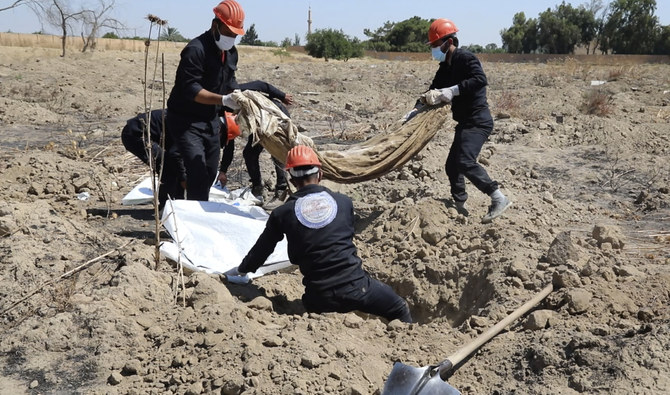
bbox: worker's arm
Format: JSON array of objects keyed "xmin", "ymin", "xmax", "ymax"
[{"xmin": 238, "ymin": 213, "xmax": 285, "ymax": 274}]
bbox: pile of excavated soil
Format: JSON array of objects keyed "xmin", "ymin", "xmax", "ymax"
[{"xmin": 1, "ymin": 45, "xmax": 669, "ymax": 394}]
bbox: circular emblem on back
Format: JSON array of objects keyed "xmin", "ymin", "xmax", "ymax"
[{"xmin": 295, "ymin": 191, "xmax": 337, "ymax": 229}]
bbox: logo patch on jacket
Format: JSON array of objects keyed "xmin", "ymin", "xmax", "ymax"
[{"xmin": 295, "ymin": 191, "xmax": 337, "ymax": 229}]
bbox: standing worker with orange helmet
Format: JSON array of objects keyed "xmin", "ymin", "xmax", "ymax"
[
  {"xmin": 165, "ymin": 0, "xmax": 245, "ymax": 202},
  {"xmin": 405, "ymin": 18, "xmax": 512, "ymax": 223},
  {"xmin": 225, "ymin": 145, "xmax": 413, "ymax": 324}
]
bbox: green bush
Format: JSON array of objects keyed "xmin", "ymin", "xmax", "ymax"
[{"xmin": 305, "ymin": 29, "xmax": 363, "ymax": 61}]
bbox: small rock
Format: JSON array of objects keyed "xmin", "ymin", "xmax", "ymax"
[
  {"xmin": 300, "ymin": 351, "xmax": 322, "ymax": 368},
  {"xmin": 343, "ymin": 313, "xmax": 364, "ymax": 328},
  {"xmin": 29, "ymin": 380, "xmax": 39, "ymax": 389},
  {"xmin": 565, "ymin": 289, "xmax": 592, "ymax": 314},
  {"xmin": 553, "ymin": 270, "xmax": 581, "ymax": 289},
  {"xmin": 470, "ymin": 316, "xmax": 488, "ymax": 328},
  {"xmin": 616, "ymin": 265, "xmax": 643, "ymax": 277},
  {"xmin": 121, "ymin": 360, "xmax": 141, "ymax": 376},
  {"xmin": 508, "ymin": 260, "xmax": 531, "ymax": 282},
  {"xmin": 247, "ymin": 296, "xmax": 273, "ymax": 311},
  {"xmin": 592, "ymin": 224, "xmax": 625, "ymax": 249},
  {"xmin": 185, "ymin": 381, "xmax": 204, "ymax": 395},
  {"xmin": 188, "ymin": 273, "xmax": 234, "ymax": 309},
  {"xmin": 108, "ymin": 371, "xmax": 123, "ymax": 385},
  {"xmin": 637, "ymin": 308, "xmax": 654, "ymax": 322},
  {"xmin": 524, "ymin": 310, "xmax": 554, "ymax": 330},
  {"xmin": 262, "ymin": 336, "xmax": 283, "ymax": 347},
  {"xmin": 546, "ymin": 231, "xmax": 580, "ymax": 266}
]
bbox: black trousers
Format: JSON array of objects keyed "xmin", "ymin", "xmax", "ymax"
[
  {"xmin": 243, "ymin": 135, "xmax": 287, "ymax": 189},
  {"xmin": 158, "ymin": 141, "xmax": 185, "ymax": 208},
  {"xmin": 121, "ymin": 127, "xmax": 164, "ymax": 173},
  {"xmin": 445, "ymin": 124, "xmax": 498, "ymax": 202},
  {"xmin": 302, "ymin": 276, "xmax": 412, "ymax": 323},
  {"xmin": 169, "ymin": 115, "xmax": 220, "ymax": 202}
]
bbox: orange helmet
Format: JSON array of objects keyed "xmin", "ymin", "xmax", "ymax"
[
  {"xmin": 224, "ymin": 112, "xmax": 240, "ymax": 141},
  {"xmin": 427, "ymin": 18, "xmax": 458, "ymax": 45},
  {"xmin": 285, "ymin": 145, "xmax": 321, "ymax": 169},
  {"xmin": 213, "ymin": 0, "xmax": 245, "ymax": 35}
]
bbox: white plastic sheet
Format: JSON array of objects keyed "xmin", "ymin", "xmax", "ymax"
[
  {"xmin": 159, "ymin": 199, "xmax": 291, "ymax": 278},
  {"xmin": 121, "ymin": 176, "xmax": 260, "ymax": 206}
]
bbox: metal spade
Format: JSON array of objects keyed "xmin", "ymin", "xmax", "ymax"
[{"xmin": 382, "ymin": 283, "xmax": 553, "ymax": 395}]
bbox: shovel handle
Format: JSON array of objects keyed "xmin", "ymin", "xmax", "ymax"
[{"xmin": 438, "ymin": 283, "xmax": 553, "ymax": 379}]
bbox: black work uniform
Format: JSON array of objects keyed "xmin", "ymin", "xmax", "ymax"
[
  {"xmin": 219, "ymin": 80, "xmax": 288, "ymax": 190},
  {"xmin": 167, "ymin": 30, "xmax": 239, "ymax": 201},
  {"xmin": 121, "ymin": 109, "xmax": 165, "ymax": 169},
  {"xmin": 238, "ymin": 184, "xmax": 412, "ymax": 323},
  {"xmin": 121, "ymin": 109, "xmax": 185, "ymax": 207},
  {"xmin": 429, "ymin": 48, "xmax": 498, "ymax": 203}
]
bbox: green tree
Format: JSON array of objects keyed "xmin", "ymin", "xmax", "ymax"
[
  {"xmin": 281, "ymin": 37, "xmax": 291, "ymax": 47},
  {"xmin": 363, "ymin": 20, "xmax": 393, "ymax": 51},
  {"xmin": 240, "ymin": 23, "xmax": 261, "ymax": 45},
  {"xmin": 654, "ymin": 24, "xmax": 670, "ymax": 54},
  {"xmin": 601, "ymin": 0, "xmax": 659, "ymax": 54},
  {"xmin": 501, "ymin": 12, "xmax": 538, "ymax": 53},
  {"xmin": 537, "ymin": 2, "xmax": 583, "ymax": 54},
  {"xmin": 102, "ymin": 31, "xmax": 118, "ymax": 39},
  {"xmin": 160, "ymin": 26, "xmax": 187, "ymax": 42},
  {"xmin": 292, "ymin": 33, "xmax": 300, "ymax": 46},
  {"xmin": 362, "ymin": 17, "xmax": 431, "ymax": 52},
  {"xmin": 305, "ymin": 28, "xmax": 363, "ymax": 61},
  {"xmin": 462, "ymin": 44, "xmax": 484, "ymax": 53}
]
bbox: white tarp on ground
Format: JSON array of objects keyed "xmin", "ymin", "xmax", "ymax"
[
  {"xmin": 121, "ymin": 176, "xmax": 261, "ymax": 206},
  {"xmin": 159, "ymin": 199, "xmax": 291, "ymax": 278}
]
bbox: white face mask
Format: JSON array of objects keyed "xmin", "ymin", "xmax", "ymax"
[
  {"xmin": 431, "ymin": 46, "xmax": 446, "ymax": 62},
  {"xmin": 215, "ymin": 34, "xmax": 236, "ymax": 51}
]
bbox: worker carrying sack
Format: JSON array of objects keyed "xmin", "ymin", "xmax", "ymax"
[{"xmin": 232, "ymin": 90, "xmax": 452, "ymax": 184}]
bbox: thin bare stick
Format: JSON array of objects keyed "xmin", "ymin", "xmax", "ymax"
[
  {"xmin": 0, "ymin": 240, "xmax": 134, "ymax": 317},
  {"xmin": 165, "ymin": 199, "xmax": 186, "ymax": 307}
]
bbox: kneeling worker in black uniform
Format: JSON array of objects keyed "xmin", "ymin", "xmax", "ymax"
[{"xmin": 225, "ymin": 145, "xmax": 412, "ymax": 323}]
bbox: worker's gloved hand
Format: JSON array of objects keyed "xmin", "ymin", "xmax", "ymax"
[
  {"xmin": 402, "ymin": 108, "xmax": 419, "ymax": 122},
  {"xmin": 421, "ymin": 89, "xmax": 444, "ymax": 105},
  {"xmin": 221, "ymin": 93, "xmax": 240, "ymax": 111},
  {"xmin": 224, "ymin": 266, "xmax": 250, "ymax": 284},
  {"xmin": 438, "ymin": 85, "xmax": 460, "ymax": 104}
]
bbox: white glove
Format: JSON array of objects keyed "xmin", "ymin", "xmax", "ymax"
[
  {"xmin": 221, "ymin": 93, "xmax": 240, "ymax": 111},
  {"xmin": 224, "ymin": 266, "xmax": 250, "ymax": 284},
  {"xmin": 402, "ymin": 108, "xmax": 418, "ymax": 122},
  {"xmin": 438, "ymin": 85, "xmax": 460, "ymax": 104},
  {"xmin": 421, "ymin": 89, "xmax": 444, "ymax": 105}
]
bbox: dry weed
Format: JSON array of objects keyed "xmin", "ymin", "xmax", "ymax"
[
  {"xmin": 48, "ymin": 277, "xmax": 77, "ymax": 313},
  {"xmin": 581, "ymin": 89, "xmax": 613, "ymax": 116},
  {"xmin": 533, "ymin": 73, "xmax": 556, "ymax": 87},
  {"xmin": 493, "ymin": 91, "xmax": 521, "ymax": 117},
  {"xmin": 607, "ymin": 66, "xmax": 633, "ymax": 81}
]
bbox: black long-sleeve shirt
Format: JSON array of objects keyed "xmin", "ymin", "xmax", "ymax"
[
  {"xmin": 428, "ymin": 48, "xmax": 493, "ymax": 127},
  {"xmin": 167, "ymin": 30, "xmax": 239, "ymax": 123},
  {"xmin": 239, "ymin": 184, "xmax": 366, "ymax": 293}
]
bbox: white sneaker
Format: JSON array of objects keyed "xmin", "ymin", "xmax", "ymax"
[{"xmin": 482, "ymin": 197, "xmax": 512, "ymax": 223}]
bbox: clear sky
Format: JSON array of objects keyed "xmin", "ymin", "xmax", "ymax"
[{"xmin": 1, "ymin": 0, "xmax": 669, "ymax": 48}]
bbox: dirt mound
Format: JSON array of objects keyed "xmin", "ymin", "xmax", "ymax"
[{"xmin": 1, "ymin": 46, "xmax": 669, "ymax": 394}]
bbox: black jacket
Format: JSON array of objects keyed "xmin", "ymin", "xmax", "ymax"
[
  {"xmin": 429, "ymin": 48, "xmax": 493, "ymax": 128},
  {"xmin": 239, "ymin": 184, "xmax": 366, "ymax": 293},
  {"xmin": 167, "ymin": 30, "xmax": 239, "ymax": 123}
]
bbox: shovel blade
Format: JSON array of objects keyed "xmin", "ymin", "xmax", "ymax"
[{"xmin": 381, "ymin": 362, "xmax": 461, "ymax": 395}]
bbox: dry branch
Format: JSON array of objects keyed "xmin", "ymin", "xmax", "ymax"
[{"xmin": 0, "ymin": 240, "xmax": 134, "ymax": 317}]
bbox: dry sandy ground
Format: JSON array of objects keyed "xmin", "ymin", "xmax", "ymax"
[{"xmin": 1, "ymin": 44, "xmax": 669, "ymax": 395}]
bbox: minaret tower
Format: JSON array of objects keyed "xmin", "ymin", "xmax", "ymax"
[{"xmin": 307, "ymin": 6, "xmax": 312, "ymax": 36}]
